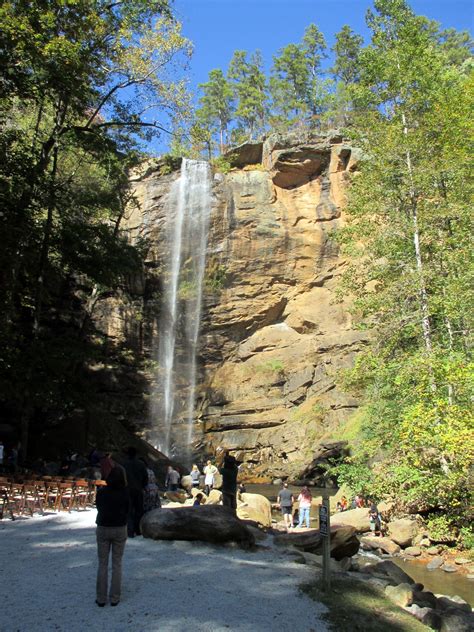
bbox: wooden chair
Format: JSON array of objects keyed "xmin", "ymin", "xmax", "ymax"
[
  {"xmin": 56, "ymin": 482, "xmax": 75, "ymax": 512},
  {"xmin": 73, "ymin": 480, "xmax": 89, "ymax": 510},
  {"xmin": 22, "ymin": 483, "xmax": 44, "ymax": 516},
  {"xmin": 0, "ymin": 478, "xmax": 16, "ymax": 520},
  {"xmin": 44, "ymin": 480, "xmax": 61, "ymax": 510}
]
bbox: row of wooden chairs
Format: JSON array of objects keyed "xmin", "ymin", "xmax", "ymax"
[{"xmin": 0, "ymin": 477, "xmax": 106, "ymax": 520}]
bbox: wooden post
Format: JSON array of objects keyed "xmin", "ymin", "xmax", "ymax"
[{"xmin": 319, "ymin": 494, "xmax": 331, "ymax": 591}]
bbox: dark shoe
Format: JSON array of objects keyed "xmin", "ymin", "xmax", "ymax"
[
  {"xmin": 111, "ymin": 601, "xmax": 120, "ymax": 607},
  {"xmin": 95, "ymin": 601, "xmax": 105, "ymax": 607}
]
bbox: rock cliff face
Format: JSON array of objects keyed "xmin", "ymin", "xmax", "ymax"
[{"xmin": 94, "ymin": 134, "xmax": 367, "ymax": 480}]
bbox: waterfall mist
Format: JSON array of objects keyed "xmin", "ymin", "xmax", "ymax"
[{"xmin": 150, "ymin": 159, "xmax": 212, "ymax": 460}]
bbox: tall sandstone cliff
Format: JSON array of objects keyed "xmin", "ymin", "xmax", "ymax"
[{"xmin": 93, "ymin": 133, "xmax": 368, "ymax": 480}]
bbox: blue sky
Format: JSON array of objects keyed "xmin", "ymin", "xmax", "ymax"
[
  {"xmin": 153, "ymin": 0, "xmax": 473, "ymax": 152},
  {"xmin": 173, "ymin": 0, "xmax": 472, "ymax": 84}
]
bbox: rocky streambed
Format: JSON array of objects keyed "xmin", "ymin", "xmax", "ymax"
[{"xmin": 146, "ymin": 487, "xmax": 473, "ymax": 632}]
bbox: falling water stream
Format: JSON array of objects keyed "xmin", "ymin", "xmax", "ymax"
[{"xmin": 151, "ymin": 159, "xmax": 212, "ymax": 459}]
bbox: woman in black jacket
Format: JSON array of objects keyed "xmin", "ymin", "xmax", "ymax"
[{"xmin": 95, "ymin": 466, "xmax": 130, "ymax": 606}]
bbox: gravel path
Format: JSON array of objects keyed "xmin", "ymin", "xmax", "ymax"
[{"xmin": 0, "ymin": 510, "xmax": 329, "ymax": 632}]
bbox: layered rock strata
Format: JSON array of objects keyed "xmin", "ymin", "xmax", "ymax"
[{"xmin": 94, "ymin": 134, "xmax": 366, "ymax": 479}]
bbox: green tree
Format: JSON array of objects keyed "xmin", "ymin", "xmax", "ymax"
[
  {"xmin": 269, "ymin": 24, "xmax": 329, "ymax": 130},
  {"xmin": 0, "ymin": 0, "xmax": 192, "ymax": 456},
  {"xmin": 332, "ymin": 25, "xmax": 364, "ymax": 84},
  {"xmin": 196, "ymin": 68, "xmax": 234, "ymax": 154},
  {"xmin": 335, "ymin": 0, "xmax": 473, "ymax": 525},
  {"xmin": 270, "ymin": 43, "xmax": 308, "ymax": 129},
  {"xmin": 228, "ymin": 50, "xmax": 267, "ymax": 140}
]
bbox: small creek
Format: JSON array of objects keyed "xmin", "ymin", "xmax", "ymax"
[
  {"xmin": 392, "ymin": 557, "xmax": 473, "ymax": 605},
  {"xmin": 247, "ymin": 484, "xmax": 473, "ymax": 605}
]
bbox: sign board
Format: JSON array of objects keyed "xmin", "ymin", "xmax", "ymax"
[{"xmin": 319, "ymin": 504, "xmax": 329, "ymax": 536}]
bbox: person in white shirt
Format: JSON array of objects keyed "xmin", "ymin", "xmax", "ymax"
[{"xmin": 203, "ymin": 460, "xmax": 218, "ymax": 495}]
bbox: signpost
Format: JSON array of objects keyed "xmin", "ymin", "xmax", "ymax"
[{"xmin": 319, "ymin": 494, "xmax": 331, "ymax": 591}]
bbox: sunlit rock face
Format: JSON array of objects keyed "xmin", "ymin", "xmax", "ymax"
[{"xmin": 108, "ymin": 134, "xmax": 367, "ymax": 478}]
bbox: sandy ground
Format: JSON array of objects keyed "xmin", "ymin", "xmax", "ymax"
[{"xmin": 0, "ymin": 509, "xmax": 329, "ymax": 632}]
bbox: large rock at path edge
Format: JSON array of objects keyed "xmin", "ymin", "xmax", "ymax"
[
  {"xmin": 141, "ymin": 505, "xmax": 255, "ymax": 547},
  {"xmin": 361, "ymin": 535, "xmax": 401, "ymax": 555},
  {"xmin": 331, "ymin": 502, "xmax": 393, "ymax": 533},
  {"xmin": 388, "ymin": 518, "xmax": 418, "ymax": 547},
  {"xmin": 361, "ymin": 559, "xmax": 415, "ymax": 586},
  {"xmin": 274, "ymin": 525, "xmax": 359, "ymax": 560},
  {"xmin": 331, "ymin": 507, "xmax": 371, "ymax": 532},
  {"xmin": 237, "ymin": 493, "xmax": 272, "ymax": 527}
]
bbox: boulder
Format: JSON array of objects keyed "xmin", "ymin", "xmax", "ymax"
[
  {"xmin": 427, "ymin": 556, "xmax": 445, "ymax": 570},
  {"xmin": 205, "ymin": 489, "xmax": 222, "ymax": 505},
  {"xmin": 439, "ymin": 610, "xmax": 474, "ymax": 632},
  {"xmin": 405, "ymin": 605, "xmax": 443, "ymax": 630},
  {"xmin": 330, "ymin": 525, "xmax": 361, "ymax": 560},
  {"xmin": 385, "ymin": 583, "xmax": 414, "ymax": 607},
  {"xmin": 226, "ymin": 141, "xmax": 263, "ymax": 168},
  {"xmin": 141, "ymin": 505, "xmax": 255, "ymax": 547},
  {"xmin": 331, "ymin": 507, "xmax": 371, "ymax": 532},
  {"xmin": 274, "ymin": 525, "xmax": 359, "ymax": 560},
  {"xmin": 442, "ymin": 564, "xmax": 457, "ymax": 573},
  {"xmin": 180, "ymin": 475, "xmax": 193, "ymax": 492},
  {"xmin": 428, "ymin": 546, "xmax": 443, "ymax": 555},
  {"xmin": 360, "ymin": 535, "xmax": 401, "ymax": 556},
  {"xmin": 413, "ymin": 590, "xmax": 438, "ymax": 609},
  {"xmin": 436, "ymin": 596, "xmax": 472, "ymax": 614},
  {"xmin": 388, "ymin": 518, "xmax": 418, "ymax": 547},
  {"xmin": 454, "ymin": 558, "xmax": 470, "ymax": 565},
  {"xmin": 404, "ymin": 546, "xmax": 422, "ymax": 557},
  {"xmin": 191, "ymin": 487, "xmax": 207, "ymax": 500},
  {"xmin": 361, "ymin": 560, "xmax": 415, "ymax": 586},
  {"xmin": 237, "ymin": 493, "xmax": 272, "ymax": 527},
  {"xmin": 421, "ymin": 610, "xmax": 443, "ymax": 631}
]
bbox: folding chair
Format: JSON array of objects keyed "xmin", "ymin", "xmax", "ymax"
[
  {"xmin": 56, "ymin": 482, "xmax": 75, "ymax": 512},
  {"xmin": 22, "ymin": 483, "xmax": 44, "ymax": 516},
  {"xmin": 73, "ymin": 480, "xmax": 89, "ymax": 510},
  {"xmin": 0, "ymin": 478, "xmax": 16, "ymax": 520}
]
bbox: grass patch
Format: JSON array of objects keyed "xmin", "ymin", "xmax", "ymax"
[{"xmin": 301, "ymin": 577, "xmax": 428, "ymax": 632}]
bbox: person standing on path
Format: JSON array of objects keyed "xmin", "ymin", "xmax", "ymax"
[
  {"xmin": 220, "ymin": 453, "xmax": 239, "ymax": 513},
  {"xmin": 122, "ymin": 447, "xmax": 148, "ymax": 537},
  {"xmin": 297, "ymin": 486, "xmax": 312, "ymax": 529},
  {"xmin": 277, "ymin": 482, "xmax": 295, "ymax": 531},
  {"xmin": 203, "ymin": 459, "xmax": 218, "ymax": 496},
  {"xmin": 190, "ymin": 464, "xmax": 201, "ymax": 488},
  {"xmin": 95, "ymin": 466, "xmax": 130, "ymax": 607},
  {"xmin": 165, "ymin": 465, "xmax": 181, "ymax": 492},
  {"xmin": 142, "ymin": 459, "xmax": 161, "ymax": 512}
]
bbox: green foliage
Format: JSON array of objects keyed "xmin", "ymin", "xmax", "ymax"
[
  {"xmin": 196, "ymin": 69, "xmax": 234, "ymax": 154},
  {"xmin": 255, "ymin": 359, "xmax": 284, "ymax": 373},
  {"xmin": 228, "ymin": 50, "xmax": 267, "ymax": 140},
  {"xmin": 210, "ymin": 155, "xmax": 232, "ymax": 174},
  {"xmin": 0, "ymin": 0, "xmax": 192, "ymax": 456},
  {"xmin": 458, "ymin": 526, "xmax": 474, "ymax": 552},
  {"xmin": 332, "ymin": 25, "xmax": 364, "ymax": 84},
  {"xmin": 205, "ymin": 264, "xmax": 228, "ymax": 293},
  {"xmin": 328, "ymin": 0, "xmax": 474, "ymax": 527},
  {"xmin": 425, "ymin": 514, "xmax": 457, "ymax": 542},
  {"xmin": 269, "ymin": 23, "xmax": 331, "ymax": 130}
]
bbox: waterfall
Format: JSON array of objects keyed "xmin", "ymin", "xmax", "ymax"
[{"xmin": 151, "ymin": 159, "xmax": 212, "ymax": 459}]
